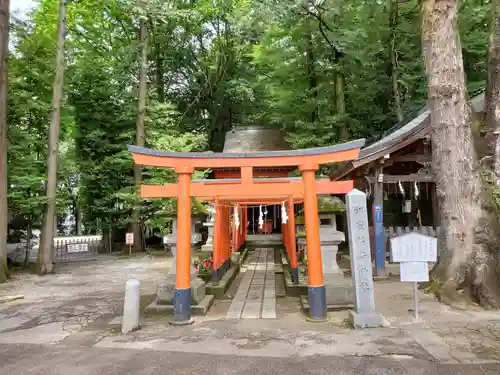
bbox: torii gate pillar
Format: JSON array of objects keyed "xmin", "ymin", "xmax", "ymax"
[
  {"xmin": 172, "ymin": 166, "xmax": 194, "ymax": 325},
  {"xmin": 300, "ymin": 163, "xmax": 326, "ymax": 321}
]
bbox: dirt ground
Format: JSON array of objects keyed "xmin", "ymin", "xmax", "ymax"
[{"xmin": 0, "ymin": 254, "xmax": 499, "ymax": 365}]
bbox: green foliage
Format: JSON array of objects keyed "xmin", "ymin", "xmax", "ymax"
[
  {"xmin": 7, "ymin": 0, "xmax": 490, "ymax": 243},
  {"xmin": 317, "ymin": 197, "xmax": 345, "ymax": 213}
]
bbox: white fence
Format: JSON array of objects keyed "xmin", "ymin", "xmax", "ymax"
[
  {"xmin": 54, "ymin": 235, "xmax": 101, "ymax": 262},
  {"xmin": 369, "ymin": 226, "xmax": 440, "ymax": 263}
]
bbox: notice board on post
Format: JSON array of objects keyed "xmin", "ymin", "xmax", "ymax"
[
  {"xmin": 390, "ymin": 232, "xmax": 437, "ymax": 283},
  {"xmin": 390, "ymin": 232, "xmax": 437, "ymax": 263},
  {"xmin": 390, "ymin": 232, "xmax": 437, "ymax": 319}
]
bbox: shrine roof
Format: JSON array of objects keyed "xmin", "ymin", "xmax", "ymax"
[
  {"xmin": 330, "ymin": 90, "xmax": 485, "ymax": 180},
  {"xmin": 223, "ymin": 126, "xmax": 289, "ymax": 153}
]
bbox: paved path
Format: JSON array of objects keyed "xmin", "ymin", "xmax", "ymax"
[
  {"xmin": 226, "ymin": 248, "xmax": 276, "ymax": 319},
  {"xmin": 1, "ymin": 343, "xmax": 498, "ymax": 375}
]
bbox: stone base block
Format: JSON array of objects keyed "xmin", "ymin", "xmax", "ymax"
[
  {"xmin": 145, "ymin": 295, "xmax": 214, "ymax": 316},
  {"xmin": 284, "ymin": 268, "xmax": 307, "ymax": 297},
  {"xmin": 156, "ymin": 276, "xmax": 206, "ymax": 305},
  {"xmin": 300, "ymin": 295, "xmax": 354, "ymax": 313},
  {"xmin": 190, "ymin": 278, "xmax": 206, "ymax": 304},
  {"xmin": 385, "ymin": 263, "xmax": 400, "ymax": 276},
  {"xmin": 201, "ymin": 244, "xmax": 213, "ymax": 252},
  {"xmin": 205, "ymin": 257, "xmax": 240, "ymax": 298},
  {"xmin": 348, "ymin": 310, "xmax": 387, "ymax": 329},
  {"xmin": 324, "ymin": 275, "xmax": 354, "ymax": 308}
]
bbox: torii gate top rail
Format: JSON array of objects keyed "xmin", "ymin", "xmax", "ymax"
[{"xmin": 128, "ymin": 139, "xmax": 365, "ymax": 169}]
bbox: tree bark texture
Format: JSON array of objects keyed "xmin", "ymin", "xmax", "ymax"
[
  {"xmin": 38, "ymin": 0, "xmax": 67, "ymax": 275},
  {"xmin": 470, "ymin": 0, "xmax": 500, "ymax": 308},
  {"xmin": 421, "ymin": 0, "xmax": 479, "ymax": 304},
  {"xmin": 390, "ymin": 1, "xmax": 404, "ymax": 123},
  {"xmin": 305, "ymin": 22, "xmax": 318, "ymax": 124},
  {"xmin": 24, "ymin": 218, "xmax": 32, "ymax": 269},
  {"xmin": 0, "ymin": 0, "xmax": 9, "ymax": 283},
  {"xmin": 75, "ymin": 200, "xmax": 82, "ymax": 235},
  {"xmin": 151, "ymin": 18, "xmax": 165, "ymax": 103},
  {"xmin": 335, "ymin": 71, "xmax": 349, "ymax": 141},
  {"xmin": 485, "ymin": 0, "xmax": 500, "ymax": 185},
  {"xmin": 132, "ymin": 0, "xmax": 148, "ymax": 252},
  {"xmin": 422, "ymin": 0, "xmax": 500, "ymax": 308}
]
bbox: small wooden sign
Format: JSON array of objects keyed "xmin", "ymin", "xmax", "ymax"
[
  {"xmin": 66, "ymin": 243, "xmax": 88, "ymax": 253},
  {"xmin": 390, "ymin": 232, "xmax": 437, "ymax": 263},
  {"xmin": 125, "ymin": 232, "xmax": 134, "ymax": 245},
  {"xmin": 400, "ymin": 261, "xmax": 429, "ymax": 282},
  {"xmin": 390, "ymin": 232, "xmax": 438, "ymax": 320}
]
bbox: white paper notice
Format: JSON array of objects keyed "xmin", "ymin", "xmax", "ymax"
[{"xmin": 400, "ymin": 261, "xmax": 429, "ymax": 282}]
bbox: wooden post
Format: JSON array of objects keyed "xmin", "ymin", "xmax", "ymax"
[
  {"xmin": 173, "ymin": 166, "xmax": 194, "ymax": 325},
  {"xmin": 212, "ymin": 198, "xmax": 220, "ymax": 282},
  {"xmin": 282, "ymin": 221, "xmax": 288, "ymax": 258},
  {"xmin": 372, "ymin": 161, "xmax": 386, "ymax": 276},
  {"xmin": 232, "ymin": 204, "xmax": 237, "ymax": 252},
  {"xmin": 287, "ymin": 197, "xmax": 299, "ymax": 284},
  {"xmin": 373, "ymin": 162, "xmax": 383, "ymax": 206},
  {"xmin": 299, "ymin": 163, "xmax": 326, "ymax": 321},
  {"xmin": 431, "ymin": 183, "xmax": 440, "ymax": 226},
  {"xmin": 243, "ymin": 206, "xmax": 248, "ymax": 242}
]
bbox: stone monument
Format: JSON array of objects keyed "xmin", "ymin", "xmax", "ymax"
[
  {"xmin": 345, "ymin": 189, "xmax": 386, "ymax": 328},
  {"xmin": 317, "ymin": 197, "xmax": 354, "ymax": 308}
]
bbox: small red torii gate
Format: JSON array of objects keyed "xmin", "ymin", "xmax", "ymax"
[{"xmin": 129, "ymin": 139, "xmax": 364, "ymax": 324}]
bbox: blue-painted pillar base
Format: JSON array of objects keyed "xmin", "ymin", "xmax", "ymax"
[
  {"xmin": 290, "ymin": 268, "xmax": 299, "ymax": 284},
  {"xmin": 372, "ymin": 204, "xmax": 386, "ymax": 277},
  {"xmin": 211, "ymin": 269, "xmax": 219, "ymax": 283},
  {"xmin": 171, "ymin": 288, "xmax": 194, "ymax": 326},
  {"xmin": 211, "ymin": 258, "xmax": 232, "ymax": 283},
  {"xmin": 307, "ymin": 285, "xmax": 327, "ymax": 321}
]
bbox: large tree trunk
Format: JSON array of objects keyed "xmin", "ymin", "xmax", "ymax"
[
  {"xmin": 0, "ymin": 0, "xmax": 9, "ymax": 283},
  {"xmin": 390, "ymin": 1, "xmax": 404, "ymax": 123},
  {"xmin": 421, "ymin": 0, "xmax": 479, "ymax": 305},
  {"xmin": 131, "ymin": 0, "xmax": 148, "ymax": 252},
  {"xmin": 37, "ymin": 0, "xmax": 68, "ymax": 275},
  {"xmin": 75, "ymin": 199, "xmax": 82, "ymax": 235},
  {"xmin": 422, "ymin": 0, "xmax": 500, "ymax": 308},
  {"xmin": 469, "ymin": 0, "xmax": 500, "ymax": 309},
  {"xmin": 305, "ymin": 28, "xmax": 317, "ymax": 123},
  {"xmin": 24, "ymin": 218, "xmax": 32, "ymax": 269},
  {"xmin": 335, "ymin": 68, "xmax": 349, "ymax": 141},
  {"xmin": 485, "ymin": 0, "xmax": 500, "ymax": 184},
  {"xmin": 150, "ymin": 18, "xmax": 165, "ymax": 103}
]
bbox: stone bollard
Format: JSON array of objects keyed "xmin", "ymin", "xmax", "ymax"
[{"xmin": 122, "ymin": 279, "xmax": 140, "ymax": 334}]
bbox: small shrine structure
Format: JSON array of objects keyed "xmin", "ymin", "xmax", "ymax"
[
  {"xmin": 330, "ymin": 90, "xmax": 486, "ymax": 275},
  {"xmin": 129, "ymin": 130, "xmax": 365, "ymax": 324}
]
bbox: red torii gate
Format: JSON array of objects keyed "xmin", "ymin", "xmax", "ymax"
[{"xmin": 129, "ymin": 139, "xmax": 364, "ymax": 324}]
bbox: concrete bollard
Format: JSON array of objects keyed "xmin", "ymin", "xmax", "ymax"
[{"xmin": 122, "ymin": 279, "xmax": 140, "ymax": 334}]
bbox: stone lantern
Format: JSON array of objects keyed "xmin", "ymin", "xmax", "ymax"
[
  {"xmin": 317, "ymin": 196, "xmax": 353, "ymax": 308},
  {"xmin": 162, "ymin": 199, "xmax": 207, "ymax": 265},
  {"xmin": 201, "ymin": 203, "xmax": 215, "ymax": 253},
  {"xmin": 146, "ymin": 199, "xmax": 213, "ymax": 315}
]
